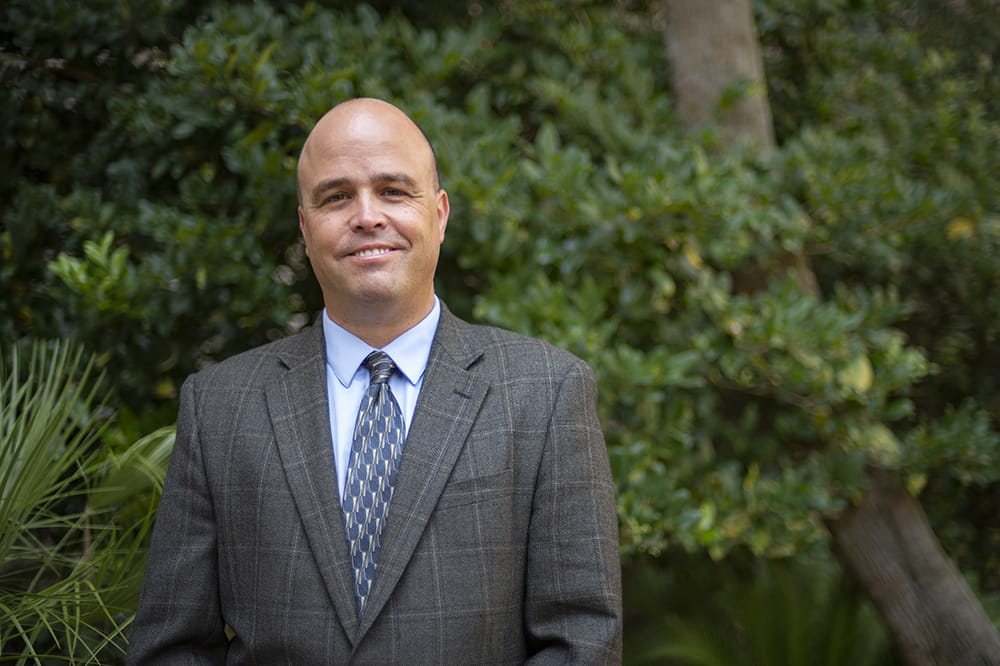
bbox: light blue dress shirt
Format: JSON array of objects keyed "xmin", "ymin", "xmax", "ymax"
[{"xmin": 321, "ymin": 298, "xmax": 441, "ymax": 501}]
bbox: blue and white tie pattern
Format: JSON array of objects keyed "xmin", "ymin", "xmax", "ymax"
[{"xmin": 343, "ymin": 351, "xmax": 405, "ymax": 613}]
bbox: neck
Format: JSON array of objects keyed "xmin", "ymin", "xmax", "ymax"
[{"xmin": 326, "ymin": 298, "xmax": 434, "ymax": 349}]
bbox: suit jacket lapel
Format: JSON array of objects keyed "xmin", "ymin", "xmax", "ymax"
[
  {"xmin": 264, "ymin": 323, "xmax": 361, "ymax": 642},
  {"xmin": 355, "ymin": 308, "xmax": 489, "ymax": 638}
]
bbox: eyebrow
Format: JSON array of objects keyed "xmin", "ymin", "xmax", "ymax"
[{"xmin": 309, "ymin": 172, "xmax": 420, "ymax": 204}]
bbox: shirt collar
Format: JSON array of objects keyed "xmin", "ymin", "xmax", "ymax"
[{"xmin": 322, "ymin": 297, "xmax": 441, "ymax": 388}]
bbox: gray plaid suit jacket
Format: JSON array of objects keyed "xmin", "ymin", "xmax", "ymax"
[{"xmin": 128, "ymin": 305, "xmax": 622, "ymax": 664}]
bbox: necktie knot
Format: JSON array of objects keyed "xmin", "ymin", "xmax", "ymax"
[{"xmin": 363, "ymin": 351, "xmax": 395, "ymax": 385}]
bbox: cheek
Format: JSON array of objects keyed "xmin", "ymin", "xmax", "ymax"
[{"xmin": 304, "ymin": 220, "xmax": 344, "ymax": 251}]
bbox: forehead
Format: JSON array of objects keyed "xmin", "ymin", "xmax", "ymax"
[{"xmin": 300, "ymin": 107, "xmax": 433, "ymax": 184}]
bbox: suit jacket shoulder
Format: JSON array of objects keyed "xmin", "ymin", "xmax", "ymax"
[
  {"xmin": 186, "ymin": 322, "xmax": 323, "ymax": 391},
  {"xmin": 431, "ymin": 306, "xmax": 593, "ymax": 380},
  {"xmin": 191, "ymin": 306, "xmax": 586, "ymax": 390}
]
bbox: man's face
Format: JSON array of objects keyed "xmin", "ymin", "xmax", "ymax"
[{"xmin": 297, "ymin": 101, "xmax": 449, "ymax": 327}]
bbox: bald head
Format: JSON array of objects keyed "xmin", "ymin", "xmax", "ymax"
[{"xmin": 297, "ymin": 98, "xmax": 440, "ymax": 205}]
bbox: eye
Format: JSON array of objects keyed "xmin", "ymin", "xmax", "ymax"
[
  {"xmin": 382, "ymin": 185, "xmax": 414, "ymax": 198},
  {"xmin": 321, "ymin": 192, "xmax": 349, "ymax": 205}
]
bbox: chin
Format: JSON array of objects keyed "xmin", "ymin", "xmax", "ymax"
[{"xmin": 353, "ymin": 287, "xmax": 406, "ymax": 309}]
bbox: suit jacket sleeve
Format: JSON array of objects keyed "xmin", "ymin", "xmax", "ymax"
[
  {"xmin": 523, "ymin": 358, "xmax": 623, "ymax": 664},
  {"xmin": 127, "ymin": 374, "xmax": 227, "ymax": 664}
]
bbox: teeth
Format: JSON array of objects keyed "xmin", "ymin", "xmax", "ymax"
[{"xmin": 356, "ymin": 248, "xmax": 391, "ymax": 257}]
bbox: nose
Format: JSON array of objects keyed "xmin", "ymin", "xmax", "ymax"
[{"xmin": 352, "ymin": 192, "xmax": 386, "ymax": 232}]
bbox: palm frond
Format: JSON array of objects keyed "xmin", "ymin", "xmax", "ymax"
[{"xmin": 0, "ymin": 340, "xmax": 173, "ymax": 663}]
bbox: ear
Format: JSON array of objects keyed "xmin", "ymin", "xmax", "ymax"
[
  {"xmin": 298, "ymin": 206, "xmax": 310, "ymax": 256},
  {"xmin": 435, "ymin": 189, "xmax": 450, "ymax": 243}
]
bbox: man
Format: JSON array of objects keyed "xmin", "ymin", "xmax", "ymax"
[{"xmin": 128, "ymin": 98, "xmax": 622, "ymax": 664}]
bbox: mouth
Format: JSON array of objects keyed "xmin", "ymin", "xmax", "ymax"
[{"xmin": 351, "ymin": 247, "xmax": 395, "ymax": 258}]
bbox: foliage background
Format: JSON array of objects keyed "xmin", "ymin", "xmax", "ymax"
[{"xmin": 2, "ymin": 0, "xmax": 998, "ymax": 662}]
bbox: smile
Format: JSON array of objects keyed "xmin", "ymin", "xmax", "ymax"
[{"xmin": 354, "ymin": 248, "xmax": 393, "ymax": 257}]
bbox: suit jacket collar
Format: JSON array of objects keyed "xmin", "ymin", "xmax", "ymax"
[
  {"xmin": 355, "ymin": 307, "xmax": 489, "ymax": 638},
  {"xmin": 264, "ymin": 322, "xmax": 361, "ymax": 639},
  {"xmin": 265, "ymin": 306, "xmax": 490, "ymax": 646}
]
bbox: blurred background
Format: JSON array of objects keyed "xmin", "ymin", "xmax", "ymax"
[{"xmin": 2, "ymin": 1, "xmax": 999, "ymax": 663}]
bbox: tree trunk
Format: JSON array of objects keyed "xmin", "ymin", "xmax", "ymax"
[
  {"xmin": 659, "ymin": 1, "xmax": 1000, "ymax": 663},
  {"xmin": 826, "ymin": 470, "xmax": 1000, "ymax": 665},
  {"xmin": 657, "ymin": 0, "xmax": 775, "ymax": 148},
  {"xmin": 658, "ymin": 0, "xmax": 815, "ymax": 295}
]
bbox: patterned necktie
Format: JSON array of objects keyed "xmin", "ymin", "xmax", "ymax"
[{"xmin": 343, "ymin": 351, "xmax": 405, "ymax": 613}]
